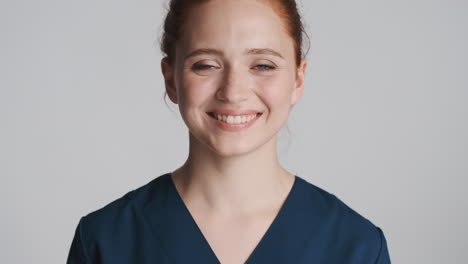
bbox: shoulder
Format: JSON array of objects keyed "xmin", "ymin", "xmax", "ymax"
[
  {"xmin": 297, "ymin": 176, "xmax": 380, "ymax": 233},
  {"xmin": 77, "ymin": 173, "xmax": 170, "ymax": 240},
  {"xmin": 67, "ymin": 173, "xmax": 173, "ymax": 263},
  {"xmin": 296, "ymin": 176, "xmax": 390, "ymax": 263}
]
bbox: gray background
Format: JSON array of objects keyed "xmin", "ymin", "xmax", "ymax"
[{"xmin": 1, "ymin": 0, "xmax": 467, "ymax": 263}]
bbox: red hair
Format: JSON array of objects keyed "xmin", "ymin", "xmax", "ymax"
[{"xmin": 160, "ymin": 0, "xmax": 309, "ymax": 67}]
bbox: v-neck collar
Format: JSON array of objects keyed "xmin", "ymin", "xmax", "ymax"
[{"xmin": 142, "ymin": 173, "xmax": 318, "ymax": 264}]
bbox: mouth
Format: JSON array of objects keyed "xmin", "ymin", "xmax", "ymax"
[
  {"xmin": 206, "ymin": 112, "xmax": 263, "ymax": 132},
  {"xmin": 206, "ymin": 112, "xmax": 263, "ymax": 121}
]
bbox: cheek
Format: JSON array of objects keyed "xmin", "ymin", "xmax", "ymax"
[
  {"xmin": 256, "ymin": 73, "xmax": 294, "ymax": 109},
  {"xmin": 178, "ymin": 74, "xmax": 218, "ymax": 107}
]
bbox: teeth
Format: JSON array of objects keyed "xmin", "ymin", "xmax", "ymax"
[{"xmin": 214, "ymin": 113, "xmax": 258, "ymax": 124}]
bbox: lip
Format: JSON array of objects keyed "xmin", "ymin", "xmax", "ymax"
[
  {"xmin": 206, "ymin": 108, "xmax": 263, "ymax": 116},
  {"xmin": 206, "ymin": 112, "xmax": 262, "ymax": 132}
]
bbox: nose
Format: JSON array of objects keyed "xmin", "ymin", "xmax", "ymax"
[{"xmin": 216, "ymin": 67, "xmax": 249, "ymax": 103}]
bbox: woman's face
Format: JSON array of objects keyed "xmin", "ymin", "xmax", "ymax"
[{"xmin": 162, "ymin": 0, "xmax": 306, "ymax": 157}]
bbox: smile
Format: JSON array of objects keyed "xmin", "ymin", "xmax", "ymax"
[{"xmin": 206, "ymin": 112, "xmax": 262, "ymax": 132}]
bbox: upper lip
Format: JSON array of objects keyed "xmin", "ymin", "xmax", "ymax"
[{"xmin": 207, "ymin": 109, "xmax": 263, "ymax": 116}]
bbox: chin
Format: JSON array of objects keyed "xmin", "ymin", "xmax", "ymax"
[{"xmin": 206, "ymin": 139, "xmax": 265, "ymax": 158}]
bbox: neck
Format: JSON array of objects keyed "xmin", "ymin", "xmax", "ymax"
[{"xmin": 171, "ymin": 131, "xmax": 295, "ymax": 217}]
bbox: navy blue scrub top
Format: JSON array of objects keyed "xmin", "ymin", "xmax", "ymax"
[{"xmin": 67, "ymin": 173, "xmax": 391, "ymax": 263}]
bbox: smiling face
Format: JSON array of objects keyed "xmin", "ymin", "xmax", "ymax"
[{"xmin": 162, "ymin": 0, "xmax": 306, "ymax": 157}]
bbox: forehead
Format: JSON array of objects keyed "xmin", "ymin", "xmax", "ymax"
[{"xmin": 177, "ymin": 0, "xmax": 294, "ymax": 58}]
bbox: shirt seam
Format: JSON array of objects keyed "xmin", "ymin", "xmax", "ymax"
[
  {"xmin": 374, "ymin": 227, "xmax": 384, "ymax": 264},
  {"xmin": 78, "ymin": 217, "xmax": 90, "ymax": 263}
]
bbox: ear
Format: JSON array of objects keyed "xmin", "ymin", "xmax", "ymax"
[
  {"xmin": 161, "ymin": 57, "xmax": 178, "ymax": 104},
  {"xmin": 290, "ymin": 58, "xmax": 307, "ymax": 106}
]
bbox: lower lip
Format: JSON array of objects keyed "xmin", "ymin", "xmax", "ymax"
[{"xmin": 207, "ymin": 113, "xmax": 262, "ymax": 132}]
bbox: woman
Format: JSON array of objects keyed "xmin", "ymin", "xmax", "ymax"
[{"xmin": 67, "ymin": 0, "xmax": 391, "ymax": 263}]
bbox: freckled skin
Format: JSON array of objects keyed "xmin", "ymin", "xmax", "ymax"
[{"xmin": 162, "ymin": 0, "xmax": 306, "ymax": 157}]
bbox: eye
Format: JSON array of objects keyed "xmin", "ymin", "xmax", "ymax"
[
  {"xmin": 254, "ymin": 64, "xmax": 276, "ymax": 71},
  {"xmin": 191, "ymin": 63, "xmax": 217, "ymax": 71}
]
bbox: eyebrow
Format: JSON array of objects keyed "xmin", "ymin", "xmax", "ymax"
[
  {"xmin": 245, "ymin": 48, "xmax": 284, "ymax": 59},
  {"xmin": 183, "ymin": 48, "xmax": 284, "ymax": 61}
]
